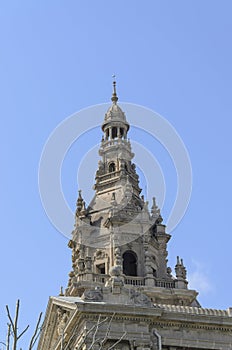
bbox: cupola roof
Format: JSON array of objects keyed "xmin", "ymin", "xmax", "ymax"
[{"xmin": 102, "ymin": 80, "xmax": 129, "ymax": 131}]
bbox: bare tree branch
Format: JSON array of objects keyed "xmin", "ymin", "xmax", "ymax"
[
  {"xmin": 63, "ymin": 323, "xmax": 80, "ymax": 350},
  {"xmin": 6, "ymin": 323, "xmax": 11, "ymax": 350},
  {"xmin": 6, "ymin": 300, "xmax": 30, "ymax": 350},
  {"xmin": 0, "ymin": 324, "xmax": 11, "ymax": 350},
  {"xmin": 5, "ymin": 300, "xmax": 43, "ymax": 350},
  {"xmin": 64, "ymin": 319, "xmax": 97, "ymax": 350},
  {"xmin": 5, "ymin": 306, "xmax": 15, "ymax": 335},
  {"xmin": 28, "ymin": 326, "xmax": 44, "ymax": 350},
  {"xmin": 18, "ymin": 325, "xmax": 30, "ymax": 340},
  {"xmin": 6, "ymin": 303, "xmax": 17, "ymax": 350},
  {"xmin": 71, "ymin": 313, "xmax": 127, "ymax": 350},
  {"xmin": 76, "ymin": 316, "xmax": 108, "ymax": 350},
  {"xmin": 14, "ymin": 300, "xmax": 20, "ymax": 335},
  {"xmin": 107, "ymin": 332, "xmax": 127, "ymax": 350},
  {"xmin": 28, "ymin": 312, "xmax": 43, "ymax": 350},
  {"xmin": 87, "ymin": 317, "xmax": 109, "ymax": 350},
  {"xmin": 63, "ymin": 316, "xmax": 106, "ymax": 350},
  {"xmin": 64, "ymin": 323, "xmax": 92, "ymax": 350},
  {"xmin": 99, "ymin": 313, "xmax": 115, "ymax": 349},
  {"xmin": 89, "ymin": 314, "xmax": 102, "ymax": 349}
]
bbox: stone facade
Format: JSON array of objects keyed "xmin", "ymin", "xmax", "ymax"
[{"xmin": 37, "ymin": 83, "xmax": 232, "ymax": 349}]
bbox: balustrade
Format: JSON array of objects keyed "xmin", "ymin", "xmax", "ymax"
[
  {"xmin": 155, "ymin": 280, "xmax": 175, "ymax": 289},
  {"xmin": 124, "ymin": 276, "xmax": 145, "ymax": 286},
  {"xmin": 77, "ymin": 273, "xmax": 175, "ymax": 289}
]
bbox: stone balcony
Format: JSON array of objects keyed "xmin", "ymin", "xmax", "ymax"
[
  {"xmin": 76, "ymin": 273, "xmax": 176, "ymax": 289},
  {"xmin": 67, "ymin": 272, "xmax": 198, "ymax": 306}
]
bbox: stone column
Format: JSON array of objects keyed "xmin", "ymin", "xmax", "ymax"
[
  {"xmin": 144, "ymin": 248, "xmax": 155, "ymax": 287},
  {"xmin": 117, "ymin": 126, "xmax": 120, "ymax": 138},
  {"xmin": 156, "ymin": 227, "xmax": 170, "ymax": 279}
]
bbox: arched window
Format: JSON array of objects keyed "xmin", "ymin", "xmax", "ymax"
[
  {"xmin": 123, "ymin": 250, "xmax": 137, "ymax": 276},
  {"xmin": 152, "ymin": 268, "xmax": 157, "ymax": 278},
  {"xmin": 96, "ymin": 263, "xmax": 105, "ymax": 275},
  {"xmin": 109, "ymin": 162, "xmax": 115, "ymax": 172},
  {"xmin": 112, "ymin": 127, "xmax": 117, "ymax": 139}
]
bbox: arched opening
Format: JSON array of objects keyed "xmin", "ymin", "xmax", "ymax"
[
  {"xmin": 96, "ymin": 263, "xmax": 105, "ymax": 275},
  {"xmin": 120, "ymin": 127, "xmax": 124, "ymax": 138},
  {"xmin": 123, "ymin": 251, "xmax": 137, "ymax": 276},
  {"xmin": 109, "ymin": 162, "xmax": 115, "ymax": 172},
  {"xmin": 105, "ymin": 128, "xmax": 109, "ymax": 139},
  {"xmin": 152, "ymin": 268, "xmax": 157, "ymax": 278},
  {"xmin": 112, "ymin": 127, "xmax": 117, "ymax": 139}
]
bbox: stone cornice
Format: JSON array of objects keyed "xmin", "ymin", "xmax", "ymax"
[
  {"xmin": 157, "ymin": 303, "xmax": 231, "ymax": 317},
  {"xmin": 37, "ymin": 297, "xmax": 232, "ymax": 350}
]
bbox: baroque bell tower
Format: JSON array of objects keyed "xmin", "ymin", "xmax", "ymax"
[
  {"xmin": 66, "ymin": 81, "xmax": 198, "ymax": 306},
  {"xmin": 38, "ymin": 82, "xmax": 232, "ymax": 350}
]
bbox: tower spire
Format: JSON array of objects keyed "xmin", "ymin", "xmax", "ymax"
[{"xmin": 111, "ymin": 75, "xmax": 118, "ymax": 104}]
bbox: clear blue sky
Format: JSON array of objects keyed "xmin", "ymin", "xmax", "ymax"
[{"xmin": 1, "ymin": 1, "xmax": 232, "ymax": 347}]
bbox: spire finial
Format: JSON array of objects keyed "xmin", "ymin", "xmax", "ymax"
[
  {"xmin": 111, "ymin": 75, "xmax": 118, "ymax": 104},
  {"xmin": 59, "ymin": 286, "xmax": 64, "ymax": 296}
]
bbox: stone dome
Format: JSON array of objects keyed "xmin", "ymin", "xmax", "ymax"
[{"xmin": 102, "ymin": 103, "xmax": 129, "ymax": 131}]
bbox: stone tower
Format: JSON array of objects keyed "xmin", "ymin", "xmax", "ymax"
[{"xmin": 38, "ymin": 83, "xmax": 232, "ymax": 350}]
